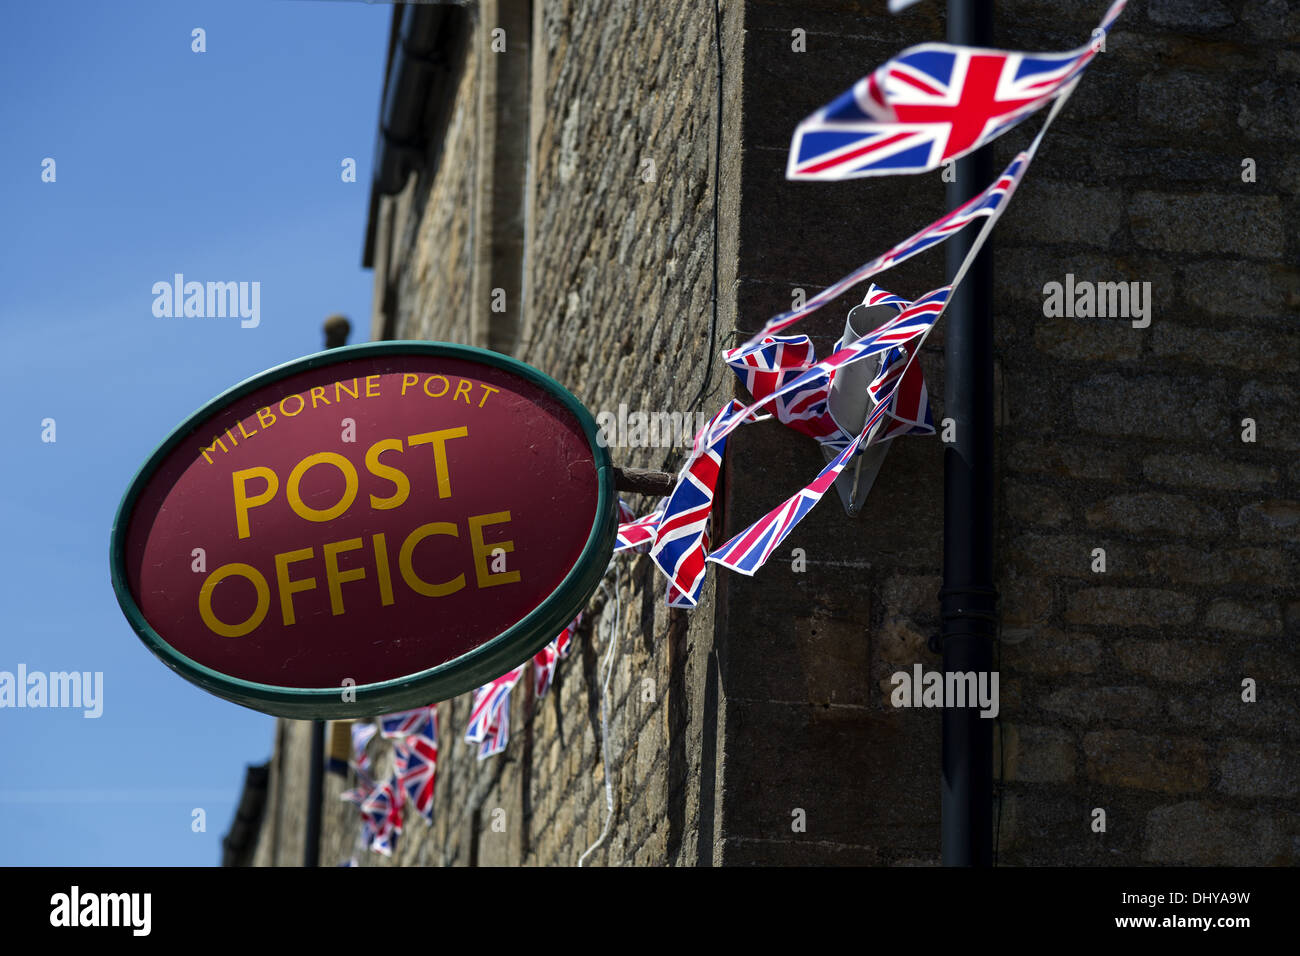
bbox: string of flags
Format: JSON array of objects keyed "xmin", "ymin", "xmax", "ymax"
[
  {"xmin": 340, "ymin": 618, "xmax": 581, "ymax": 861},
  {"xmin": 623, "ymin": 0, "xmax": 1127, "ymax": 605},
  {"xmin": 460, "ymin": 612, "xmax": 578, "ymax": 761},
  {"xmin": 787, "ymin": 1, "xmax": 1120, "ymax": 179},
  {"xmin": 338, "ymin": 1, "xmax": 1128, "ymax": 861}
]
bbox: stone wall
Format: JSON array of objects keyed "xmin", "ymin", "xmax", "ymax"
[
  {"xmin": 987, "ymin": 0, "xmax": 1300, "ymax": 864},
  {"xmin": 250, "ymin": 0, "xmax": 1299, "ymax": 867}
]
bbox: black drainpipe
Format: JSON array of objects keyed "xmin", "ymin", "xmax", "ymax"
[
  {"xmin": 363, "ymin": 4, "xmax": 463, "ymax": 272},
  {"xmin": 940, "ymin": 0, "xmax": 996, "ymax": 867}
]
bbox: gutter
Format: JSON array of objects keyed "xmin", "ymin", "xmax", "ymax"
[
  {"xmin": 220, "ymin": 763, "xmax": 269, "ymax": 867},
  {"xmin": 362, "ymin": 3, "xmax": 468, "ymax": 269}
]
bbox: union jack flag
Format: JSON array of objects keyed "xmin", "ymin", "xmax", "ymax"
[
  {"xmin": 868, "ymin": 341, "xmax": 935, "ymax": 440},
  {"xmin": 725, "ymin": 336, "xmax": 844, "ymax": 446},
  {"xmin": 341, "ymin": 766, "xmax": 378, "ymax": 853},
  {"xmin": 650, "ymin": 401, "xmax": 753, "ymax": 607},
  {"xmin": 859, "ymin": 284, "xmax": 913, "ymax": 312},
  {"xmin": 615, "ymin": 505, "xmax": 664, "ymax": 554},
  {"xmin": 394, "ymin": 713, "xmax": 439, "ymax": 823},
  {"xmin": 707, "ymin": 287, "xmax": 950, "ymax": 450},
  {"xmin": 665, "ymin": 561, "xmax": 705, "ymax": 608},
  {"xmin": 378, "ymin": 707, "xmax": 431, "ymax": 739},
  {"xmin": 339, "ymin": 766, "xmax": 375, "ymax": 809},
  {"xmin": 788, "ymin": 1, "xmax": 1126, "ymax": 178},
  {"xmin": 534, "ymin": 615, "xmax": 580, "ymax": 699},
  {"xmin": 708, "ymin": 284, "xmax": 944, "ymax": 577},
  {"xmin": 626, "ymin": 288, "xmax": 944, "ymax": 603},
  {"xmin": 350, "ymin": 721, "xmax": 377, "ymax": 772},
  {"xmin": 392, "ymin": 737, "xmax": 409, "ymax": 782},
  {"xmin": 478, "ymin": 693, "xmax": 512, "ymax": 759},
  {"xmin": 359, "ymin": 775, "xmax": 403, "ymax": 856},
  {"xmin": 724, "ymin": 285, "xmax": 921, "ymax": 450},
  {"xmin": 465, "ymin": 666, "xmax": 525, "ymax": 760},
  {"xmin": 617, "ymin": 503, "xmax": 696, "ymax": 603}
]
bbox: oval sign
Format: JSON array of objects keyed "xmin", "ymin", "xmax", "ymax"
[{"xmin": 110, "ymin": 342, "xmax": 616, "ymax": 718}]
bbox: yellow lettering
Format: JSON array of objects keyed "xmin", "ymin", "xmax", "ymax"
[
  {"xmin": 401, "ymin": 373, "xmax": 420, "ymax": 396},
  {"xmin": 407, "ymin": 427, "xmax": 468, "ymax": 499},
  {"xmin": 365, "ymin": 438, "xmax": 409, "ymax": 510},
  {"xmin": 469, "ymin": 511, "xmax": 521, "ymax": 588},
  {"xmin": 310, "ymin": 385, "xmax": 330, "ymax": 409},
  {"xmin": 198, "ymin": 563, "xmax": 270, "ymax": 637},
  {"xmin": 201, "ymin": 435, "xmax": 228, "ymax": 464},
  {"xmin": 422, "ymin": 375, "xmax": 450, "ymax": 398},
  {"xmin": 256, "ymin": 406, "xmax": 276, "ymax": 429},
  {"xmin": 275, "ymin": 548, "xmax": 317, "ymax": 626},
  {"xmin": 478, "ymin": 384, "xmax": 500, "ymax": 408},
  {"xmin": 323, "ymin": 538, "xmax": 365, "ymax": 616},
  {"xmin": 399, "ymin": 523, "xmax": 464, "ymax": 597},
  {"xmin": 334, "ymin": 378, "xmax": 359, "ymax": 401},
  {"xmin": 232, "ymin": 466, "xmax": 278, "ymax": 539},
  {"xmin": 365, "ymin": 374, "xmax": 381, "ymax": 398},
  {"xmin": 287, "ymin": 452, "xmax": 358, "ymax": 522},
  {"xmin": 279, "ymin": 393, "xmax": 305, "ymax": 417},
  {"xmin": 453, "ymin": 378, "xmax": 474, "ymax": 404},
  {"xmin": 373, "ymin": 532, "xmax": 394, "ymax": 606}
]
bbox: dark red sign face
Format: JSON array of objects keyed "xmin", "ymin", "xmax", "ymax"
[{"xmin": 111, "ymin": 344, "xmax": 615, "ymax": 717}]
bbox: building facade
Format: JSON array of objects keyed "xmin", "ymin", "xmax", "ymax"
[{"xmin": 243, "ymin": 0, "xmax": 1300, "ymax": 867}]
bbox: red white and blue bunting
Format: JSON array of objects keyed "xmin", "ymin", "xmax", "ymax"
[{"xmin": 623, "ymin": 1, "xmax": 1127, "ymax": 604}]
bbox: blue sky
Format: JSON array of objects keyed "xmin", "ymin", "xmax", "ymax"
[{"xmin": 0, "ymin": 0, "xmax": 391, "ymax": 865}]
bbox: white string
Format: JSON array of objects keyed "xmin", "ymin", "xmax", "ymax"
[
  {"xmin": 578, "ymin": 562, "xmax": 622, "ymax": 867},
  {"xmin": 346, "ymin": 821, "xmax": 367, "ymax": 867},
  {"xmin": 342, "ymin": 782, "xmax": 372, "ymax": 866}
]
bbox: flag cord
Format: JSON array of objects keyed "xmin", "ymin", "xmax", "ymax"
[
  {"xmin": 579, "ymin": 562, "xmax": 623, "ymax": 866},
  {"xmin": 345, "ymin": 820, "xmax": 368, "ymax": 867},
  {"xmin": 855, "ymin": 79, "xmax": 1078, "ymax": 459}
]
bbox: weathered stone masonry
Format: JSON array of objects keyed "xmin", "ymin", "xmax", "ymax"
[{"xmin": 249, "ymin": 0, "xmax": 1300, "ymax": 867}]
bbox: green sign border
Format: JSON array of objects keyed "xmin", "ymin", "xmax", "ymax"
[{"xmin": 109, "ymin": 341, "xmax": 617, "ymax": 719}]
